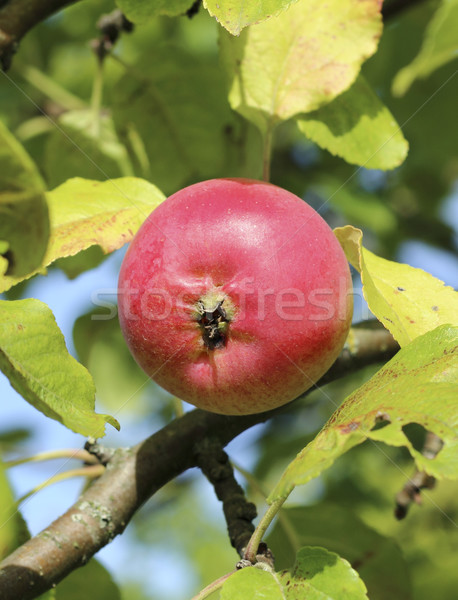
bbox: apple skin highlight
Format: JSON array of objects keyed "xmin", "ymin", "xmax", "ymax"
[{"xmin": 118, "ymin": 178, "xmax": 353, "ymax": 415}]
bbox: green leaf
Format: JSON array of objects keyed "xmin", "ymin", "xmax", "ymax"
[
  {"xmin": 393, "ymin": 0, "xmax": 458, "ymax": 96},
  {"xmin": 220, "ymin": 0, "xmax": 383, "ymax": 135},
  {"xmin": 297, "ymin": 76, "xmax": 408, "ymax": 169},
  {"xmin": 0, "ymin": 456, "xmax": 26, "ymax": 560},
  {"xmin": 44, "ymin": 109, "xmax": 133, "ymax": 188},
  {"xmin": 269, "ymin": 325, "xmax": 458, "ymax": 501},
  {"xmin": 73, "ymin": 308, "xmax": 151, "ymax": 414},
  {"xmin": 113, "ymin": 45, "xmax": 248, "ymax": 195},
  {"xmin": 335, "ymin": 226, "xmax": 458, "ymax": 346},
  {"xmin": 0, "ymin": 120, "xmax": 49, "ymax": 278},
  {"xmin": 268, "ymin": 505, "xmax": 413, "ymax": 600},
  {"xmin": 0, "ymin": 177, "xmax": 165, "ymax": 292},
  {"xmin": 54, "ymin": 245, "xmax": 106, "ymax": 280},
  {"xmin": 312, "ymin": 178, "xmax": 398, "ymax": 236},
  {"xmin": 115, "ymin": 0, "xmax": 194, "ymax": 21},
  {"xmin": 203, "ymin": 0, "xmax": 298, "ymax": 35},
  {"xmin": 221, "ymin": 567, "xmax": 284, "ymax": 599},
  {"xmin": 222, "ymin": 547, "xmax": 368, "ymax": 599},
  {"xmin": 56, "ymin": 558, "xmax": 121, "ymax": 600},
  {"xmin": 0, "ymin": 299, "xmax": 119, "ymax": 436}
]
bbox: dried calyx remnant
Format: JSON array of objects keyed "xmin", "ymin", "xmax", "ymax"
[{"xmin": 196, "ymin": 298, "xmax": 230, "ymax": 349}]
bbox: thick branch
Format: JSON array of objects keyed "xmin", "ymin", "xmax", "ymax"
[
  {"xmin": 0, "ymin": 326, "xmax": 398, "ymax": 599},
  {"xmin": 0, "ymin": 0, "xmax": 77, "ymax": 70}
]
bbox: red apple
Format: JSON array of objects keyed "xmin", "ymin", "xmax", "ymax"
[{"xmin": 118, "ymin": 178, "xmax": 353, "ymax": 415}]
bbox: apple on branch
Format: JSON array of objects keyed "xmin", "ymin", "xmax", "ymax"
[{"xmin": 118, "ymin": 178, "xmax": 353, "ymax": 415}]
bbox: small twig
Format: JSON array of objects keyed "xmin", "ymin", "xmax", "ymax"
[
  {"xmin": 84, "ymin": 438, "xmax": 116, "ymax": 465},
  {"xmin": 5, "ymin": 448, "xmax": 98, "ymax": 468},
  {"xmin": 91, "ymin": 9, "xmax": 133, "ymax": 62},
  {"xmin": 394, "ymin": 432, "xmax": 443, "ymax": 519},
  {"xmin": 194, "ymin": 438, "xmax": 257, "ymax": 556}
]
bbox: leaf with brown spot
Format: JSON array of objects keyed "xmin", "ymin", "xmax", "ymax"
[
  {"xmin": 269, "ymin": 325, "xmax": 458, "ymax": 501},
  {"xmin": 220, "ymin": 0, "xmax": 383, "ymax": 135}
]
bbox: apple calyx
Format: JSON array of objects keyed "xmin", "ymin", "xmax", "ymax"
[{"xmin": 195, "ymin": 290, "xmax": 235, "ymax": 350}]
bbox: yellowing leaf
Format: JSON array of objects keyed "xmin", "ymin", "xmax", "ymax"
[
  {"xmin": 335, "ymin": 226, "xmax": 458, "ymax": 346},
  {"xmin": 220, "ymin": 0, "xmax": 383, "ymax": 134},
  {"xmin": 0, "ymin": 299, "xmax": 119, "ymax": 436},
  {"xmin": 0, "ymin": 177, "xmax": 165, "ymax": 293},
  {"xmin": 298, "ymin": 75, "xmax": 409, "ymax": 170},
  {"xmin": 203, "ymin": 0, "xmax": 298, "ymax": 35},
  {"xmin": 269, "ymin": 325, "xmax": 458, "ymax": 501}
]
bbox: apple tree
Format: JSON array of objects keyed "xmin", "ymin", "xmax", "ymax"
[{"xmin": 0, "ymin": 1, "xmax": 457, "ymax": 599}]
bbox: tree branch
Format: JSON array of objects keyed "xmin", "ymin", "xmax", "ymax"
[
  {"xmin": 194, "ymin": 438, "xmax": 257, "ymax": 556},
  {"xmin": 0, "ymin": 325, "xmax": 399, "ymax": 599},
  {"xmin": 0, "ymin": 0, "xmax": 78, "ymax": 70}
]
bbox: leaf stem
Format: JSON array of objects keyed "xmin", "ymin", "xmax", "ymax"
[
  {"xmin": 233, "ymin": 462, "xmax": 301, "ymax": 554},
  {"xmin": 262, "ymin": 121, "xmax": 275, "ymax": 182},
  {"xmin": 244, "ymin": 497, "xmax": 286, "ymax": 563},
  {"xmin": 16, "ymin": 465, "xmax": 105, "ymax": 505},
  {"xmin": 191, "ymin": 569, "xmax": 237, "ymax": 600},
  {"xmin": 91, "ymin": 55, "xmax": 104, "ymax": 138},
  {"xmin": 16, "ymin": 62, "xmax": 87, "ymax": 110},
  {"xmin": 5, "ymin": 448, "xmax": 99, "ymax": 468}
]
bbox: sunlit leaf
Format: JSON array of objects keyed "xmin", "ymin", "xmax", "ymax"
[
  {"xmin": 0, "ymin": 177, "xmax": 164, "ymax": 292},
  {"xmin": 269, "ymin": 325, "xmax": 458, "ymax": 501},
  {"xmin": 115, "ymin": 0, "xmax": 194, "ymax": 21},
  {"xmin": 0, "ymin": 299, "xmax": 119, "ymax": 436},
  {"xmin": 335, "ymin": 226, "xmax": 458, "ymax": 346},
  {"xmin": 44, "ymin": 109, "xmax": 133, "ymax": 188},
  {"xmin": 298, "ymin": 76, "xmax": 408, "ymax": 169},
  {"xmin": 203, "ymin": 0, "xmax": 298, "ymax": 35},
  {"xmin": 393, "ymin": 0, "xmax": 458, "ymax": 96},
  {"xmin": 220, "ymin": 0, "xmax": 382, "ymax": 134},
  {"xmin": 268, "ymin": 505, "xmax": 413, "ymax": 600},
  {"xmin": 0, "ymin": 120, "xmax": 49, "ymax": 278},
  {"xmin": 221, "ymin": 547, "xmax": 368, "ymax": 599}
]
